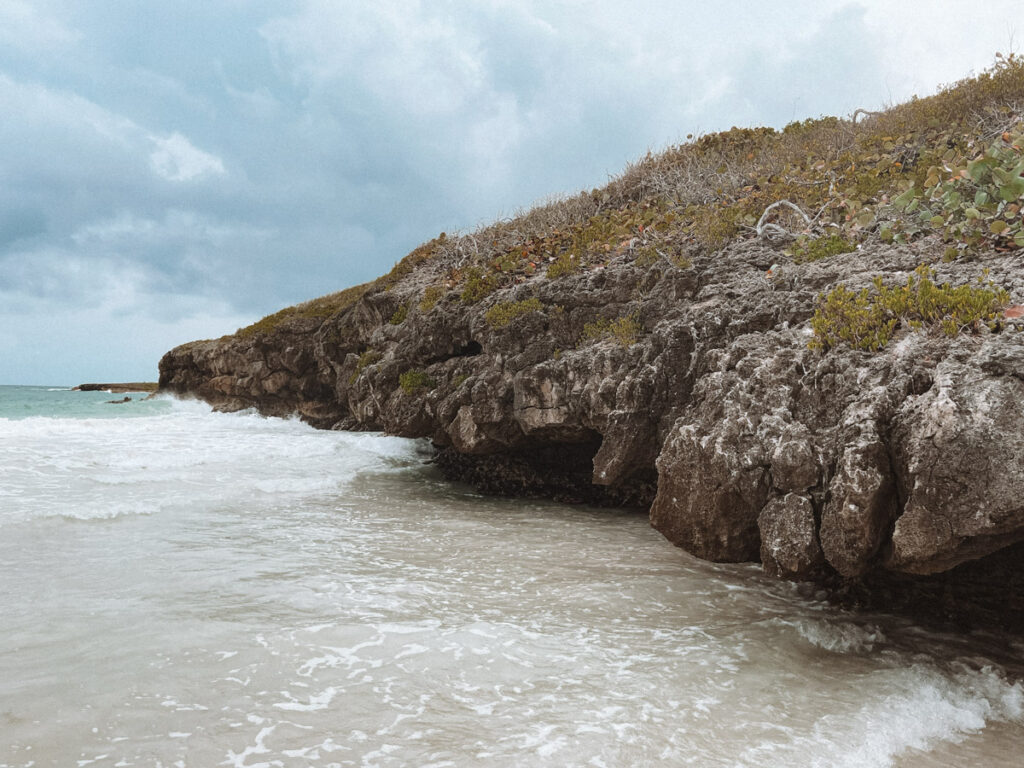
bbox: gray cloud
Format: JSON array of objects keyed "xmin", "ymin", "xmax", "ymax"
[{"xmin": 0, "ymin": 0, "xmax": 1019, "ymax": 383}]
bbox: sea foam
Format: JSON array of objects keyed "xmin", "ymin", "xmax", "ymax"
[
  {"xmin": 0, "ymin": 399, "xmax": 424, "ymax": 527},
  {"xmin": 2, "ymin": 391, "xmax": 1023, "ymax": 768}
]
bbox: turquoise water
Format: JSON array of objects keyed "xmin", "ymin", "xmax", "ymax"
[{"xmin": 0, "ymin": 384, "xmax": 173, "ymax": 420}]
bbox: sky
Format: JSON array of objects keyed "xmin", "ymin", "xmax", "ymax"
[{"xmin": 0, "ymin": 1, "xmax": 1019, "ymax": 385}]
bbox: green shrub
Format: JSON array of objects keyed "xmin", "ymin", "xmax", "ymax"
[
  {"xmin": 791, "ymin": 234, "xmax": 856, "ymax": 264},
  {"xmin": 461, "ymin": 267, "xmax": 498, "ymax": 304},
  {"xmin": 399, "ymin": 369, "xmax": 435, "ymax": 395},
  {"xmin": 389, "ymin": 304, "xmax": 409, "ymax": 325},
  {"xmin": 580, "ymin": 314, "xmax": 643, "ymax": 347},
  {"xmin": 810, "ymin": 265, "xmax": 1010, "ymax": 351},
  {"xmin": 670, "ymin": 252, "xmax": 693, "ymax": 269},
  {"xmin": 687, "ymin": 203, "xmax": 742, "ymax": 249},
  {"xmin": 349, "ymin": 349, "xmax": 381, "ymax": 384},
  {"xmin": 489, "ymin": 251, "xmax": 523, "ymax": 273},
  {"xmin": 882, "ymin": 124, "xmax": 1024, "ymax": 250},
  {"xmin": 484, "ymin": 297, "xmax": 543, "ymax": 328},
  {"xmin": 547, "ymin": 251, "xmax": 582, "ymax": 279},
  {"xmin": 634, "ymin": 246, "xmax": 662, "ymax": 267},
  {"xmin": 419, "ymin": 284, "xmax": 445, "ymax": 312}
]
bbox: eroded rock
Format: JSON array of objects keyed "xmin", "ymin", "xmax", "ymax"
[
  {"xmin": 759, "ymin": 493, "xmax": 824, "ymax": 579},
  {"xmin": 158, "ymin": 237, "xmax": 1024, "ymax": 618},
  {"xmin": 888, "ymin": 339, "xmax": 1024, "ymax": 573}
]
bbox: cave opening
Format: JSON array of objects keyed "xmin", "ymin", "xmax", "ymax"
[
  {"xmin": 832, "ymin": 539, "xmax": 1024, "ymax": 633},
  {"xmin": 454, "ymin": 340, "xmax": 482, "ymax": 357},
  {"xmin": 432, "ymin": 433, "xmax": 655, "ymax": 510}
]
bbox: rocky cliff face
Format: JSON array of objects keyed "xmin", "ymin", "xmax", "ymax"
[{"xmin": 160, "ymin": 237, "xmax": 1024, "ymax": 627}]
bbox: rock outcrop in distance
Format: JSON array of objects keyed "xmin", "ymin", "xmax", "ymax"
[
  {"xmin": 74, "ymin": 382, "xmax": 158, "ymax": 393},
  {"xmin": 161, "ymin": 59, "xmax": 1024, "ymax": 628}
]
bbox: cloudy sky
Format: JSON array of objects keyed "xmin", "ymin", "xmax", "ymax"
[{"xmin": 0, "ymin": 1, "xmax": 1019, "ymax": 384}]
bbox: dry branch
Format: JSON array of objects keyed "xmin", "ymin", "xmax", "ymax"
[
  {"xmin": 756, "ymin": 200, "xmax": 812, "ymax": 240},
  {"xmin": 852, "ymin": 109, "xmax": 883, "ymax": 124}
]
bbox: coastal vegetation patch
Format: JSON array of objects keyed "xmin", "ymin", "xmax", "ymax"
[
  {"xmin": 399, "ymin": 369, "xmax": 435, "ymax": 394},
  {"xmin": 460, "ymin": 267, "xmax": 498, "ymax": 304},
  {"xmin": 349, "ymin": 349, "xmax": 382, "ymax": 384},
  {"xmin": 389, "ymin": 304, "xmax": 409, "ymax": 325},
  {"xmin": 485, "ymin": 297, "xmax": 544, "ymax": 328},
  {"xmin": 790, "ymin": 234, "xmax": 857, "ymax": 264},
  {"xmin": 237, "ymin": 282, "xmax": 372, "ymax": 338},
  {"xmin": 809, "ymin": 265, "xmax": 1011, "ymax": 351},
  {"xmin": 419, "ymin": 285, "xmax": 445, "ymax": 312},
  {"xmin": 580, "ymin": 314, "xmax": 643, "ymax": 347},
  {"xmin": 444, "ymin": 54, "xmax": 1022, "ymax": 265},
  {"xmin": 379, "ymin": 234, "xmax": 446, "ymax": 290},
  {"xmin": 234, "ymin": 54, "xmax": 1024, "ymax": 344}
]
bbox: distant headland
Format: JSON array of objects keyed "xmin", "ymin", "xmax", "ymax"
[{"xmin": 73, "ymin": 382, "xmax": 159, "ymax": 393}]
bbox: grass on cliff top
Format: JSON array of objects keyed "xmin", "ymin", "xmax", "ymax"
[
  {"xmin": 236, "ymin": 54, "xmax": 1024, "ymax": 338},
  {"xmin": 421, "ymin": 53, "xmax": 1024, "ymax": 301},
  {"xmin": 235, "ymin": 234, "xmax": 448, "ymax": 338},
  {"xmin": 235, "ymin": 283, "xmax": 373, "ymax": 338},
  {"xmin": 441, "ymin": 53, "xmax": 1023, "ymax": 267}
]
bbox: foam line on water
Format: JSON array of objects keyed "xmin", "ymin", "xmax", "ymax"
[
  {"xmin": 803, "ymin": 661, "xmax": 1024, "ymax": 767},
  {"xmin": 0, "ymin": 402, "xmax": 426, "ymax": 527}
]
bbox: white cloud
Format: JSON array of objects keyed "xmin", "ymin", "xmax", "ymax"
[
  {"xmin": 855, "ymin": 1, "xmax": 1020, "ymax": 103},
  {"xmin": 0, "ymin": 247, "xmax": 151, "ymax": 310},
  {"xmin": 0, "ymin": 282, "xmax": 255, "ymax": 384},
  {"xmin": 149, "ymin": 132, "xmax": 226, "ymax": 182},
  {"xmin": 0, "ymin": 74, "xmax": 226, "ymax": 189},
  {"xmin": 254, "ymin": 2, "xmax": 890, "ymax": 207},
  {"xmin": 0, "ymin": 73, "xmax": 134, "ymax": 152},
  {"xmin": 261, "ymin": 1, "xmax": 488, "ymax": 115},
  {"xmin": 0, "ymin": 0, "xmax": 79, "ymax": 52},
  {"xmin": 2, "ymin": 0, "xmax": 1023, "ymax": 385},
  {"xmin": 71, "ymin": 210, "xmax": 271, "ymax": 248}
]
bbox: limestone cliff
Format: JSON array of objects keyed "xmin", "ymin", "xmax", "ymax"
[
  {"xmin": 160, "ymin": 234, "xmax": 1024, "ymax": 624},
  {"xmin": 160, "ymin": 61, "xmax": 1024, "ymax": 627}
]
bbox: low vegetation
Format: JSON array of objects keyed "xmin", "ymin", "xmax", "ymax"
[
  {"xmin": 235, "ymin": 55, "xmax": 1023, "ymax": 347},
  {"xmin": 420, "ymin": 54, "xmax": 1022, "ymax": 293},
  {"xmin": 379, "ymin": 234, "xmax": 446, "ymax": 289},
  {"xmin": 419, "ymin": 285, "xmax": 445, "ymax": 312},
  {"xmin": 809, "ymin": 265, "xmax": 1010, "ymax": 351},
  {"xmin": 547, "ymin": 251, "xmax": 581, "ymax": 279},
  {"xmin": 460, "ymin": 267, "xmax": 498, "ymax": 304},
  {"xmin": 484, "ymin": 297, "xmax": 544, "ymax": 328},
  {"xmin": 790, "ymin": 234, "xmax": 857, "ymax": 264},
  {"xmin": 236, "ymin": 282, "xmax": 372, "ymax": 338},
  {"xmin": 399, "ymin": 369, "xmax": 435, "ymax": 394},
  {"xmin": 389, "ymin": 304, "xmax": 409, "ymax": 325},
  {"xmin": 580, "ymin": 314, "xmax": 643, "ymax": 347},
  {"xmin": 349, "ymin": 349, "xmax": 382, "ymax": 383}
]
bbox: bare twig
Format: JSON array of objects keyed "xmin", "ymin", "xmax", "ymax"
[
  {"xmin": 972, "ymin": 105, "xmax": 1024, "ymax": 139},
  {"xmin": 810, "ymin": 200, "xmax": 832, "ymax": 225},
  {"xmin": 852, "ymin": 109, "xmax": 883, "ymax": 124},
  {"xmin": 756, "ymin": 200, "xmax": 812, "ymax": 240}
]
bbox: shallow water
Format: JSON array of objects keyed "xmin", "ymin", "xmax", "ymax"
[{"xmin": 1, "ymin": 386, "xmax": 1022, "ymax": 767}]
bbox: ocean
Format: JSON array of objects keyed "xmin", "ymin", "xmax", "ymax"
[{"xmin": 1, "ymin": 384, "xmax": 1023, "ymax": 767}]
